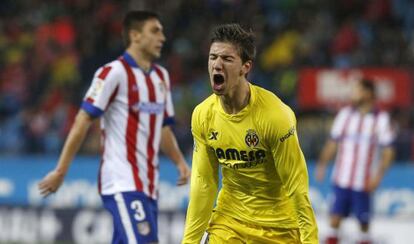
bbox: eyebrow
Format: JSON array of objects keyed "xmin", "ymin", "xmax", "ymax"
[{"xmin": 209, "ymin": 53, "xmax": 235, "ymax": 59}]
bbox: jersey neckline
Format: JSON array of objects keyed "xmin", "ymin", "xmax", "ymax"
[{"xmin": 216, "ymin": 82, "xmax": 257, "ymax": 121}]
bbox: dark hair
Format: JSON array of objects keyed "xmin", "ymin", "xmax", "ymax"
[
  {"xmin": 360, "ymin": 78, "xmax": 376, "ymax": 97},
  {"xmin": 122, "ymin": 10, "xmax": 160, "ymax": 47},
  {"xmin": 210, "ymin": 23, "xmax": 256, "ymax": 63}
]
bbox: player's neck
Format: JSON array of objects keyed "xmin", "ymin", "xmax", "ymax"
[
  {"xmin": 357, "ymin": 102, "xmax": 373, "ymax": 114},
  {"xmin": 220, "ymin": 80, "xmax": 250, "ymax": 114},
  {"xmin": 126, "ymin": 48, "xmax": 152, "ymax": 72}
]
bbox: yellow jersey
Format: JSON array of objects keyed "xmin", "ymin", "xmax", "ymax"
[{"xmin": 182, "ymin": 83, "xmax": 318, "ymax": 243}]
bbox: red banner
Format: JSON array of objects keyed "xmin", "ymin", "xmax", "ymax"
[{"xmin": 298, "ymin": 68, "xmax": 412, "ymax": 110}]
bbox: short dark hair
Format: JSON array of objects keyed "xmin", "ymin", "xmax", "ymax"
[
  {"xmin": 360, "ymin": 78, "xmax": 376, "ymax": 97},
  {"xmin": 210, "ymin": 23, "xmax": 256, "ymax": 63},
  {"xmin": 122, "ymin": 10, "xmax": 160, "ymax": 47}
]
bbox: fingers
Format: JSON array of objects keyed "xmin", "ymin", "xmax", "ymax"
[
  {"xmin": 38, "ymin": 178, "xmax": 58, "ymax": 197},
  {"xmin": 39, "ymin": 187, "xmax": 53, "ymax": 197},
  {"xmin": 176, "ymin": 170, "xmax": 191, "ymax": 186},
  {"xmin": 176, "ymin": 178, "xmax": 188, "ymax": 186},
  {"xmin": 38, "ymin": 181, "xmax": 53, "ymax": 197}
]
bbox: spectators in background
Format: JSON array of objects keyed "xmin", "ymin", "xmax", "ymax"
[{"xmin": 0, "ymin": 0, "xmax": 413, "ymax": 161}]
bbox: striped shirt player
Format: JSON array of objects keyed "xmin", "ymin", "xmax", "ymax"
[
  {"xmin": 330, "ymin": 106, "xmax": 395, "ymax": 192},
  {"xmin": 82, "ymin": 52, "xmax": 177, "ymax": 243},
  {"xmin": 316, "ymin": 79, "xmax": 395, "ymax": 244},
  {"xmin": 38, "ymin": 11, "xmax": 190, "ymax": 244},
  {"xmin": 82, "ymin": 52, "xmax": 175, "ymax": 199}
]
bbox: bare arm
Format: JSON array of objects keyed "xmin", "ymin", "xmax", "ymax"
[
  {"xmin": 160, "ymin": 126, "xmax": 190, "ymax": 185},
  {"xmin": 38, "ymin": 110, "xmax": 95, "ymax": 196},
  {"xmin": 315, "ymin": 139, "xmax": 338, "ymax": 182},
  {"xmin": 367, "ymin": 146, "xmax": 394, "ymax": 192}
]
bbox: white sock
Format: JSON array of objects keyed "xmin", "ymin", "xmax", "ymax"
[
  {"xmin": 327, "ymin": 226, "xmax": 339, "ymax": 238},
  {"xmin": 359, "ymin": 231, "xmax": 371, "ymax": 242}
]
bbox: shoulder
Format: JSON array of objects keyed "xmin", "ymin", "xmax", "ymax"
[
  {"xmin": 339, "ymin": 106, "xmax": 353, "ymax": 115},
  {"xmin": 333, "ymin": 106, "xmax": 354, "ymax": 120},
  {"xmin": 376, "ymin": 109, "xmax": 390, "ymax": 118},
  {"xmin": 376, "ymin": 109, "xmax": 392, "ymax": 126},
  {"xmin": 192, "ymin": 94, "xmax": 216, "ymax": 122},
  {"xmin": 153, "ymin": 63, "xmax": 168, "ymax": 73},
  {"xmin": 152, "ymin": 63, "xmax": 171, "ymax": 86},
  {"xmin": 253, "ymin": 85, "xmax": 295, "ymax": 123},
  {"xmin": 191, "ymin": 94, "xmax": 216, "ymax": 137},
  {"xmin": 94, "ymin": 59, "xmax": 125, "ymax": 79},
  {"xmin": 153, "ymin": 63, "xmax": 169, "ymax": 78}
]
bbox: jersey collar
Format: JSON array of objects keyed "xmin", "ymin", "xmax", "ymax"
[
  {"xmin": 122, "ymin": 52, "xmax": 153, "ymax": 74},
  {"xmin": 217, "ymin": 82, "xmax": 257, "ymax": 121}
]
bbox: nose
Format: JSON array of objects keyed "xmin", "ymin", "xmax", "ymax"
[
  {"xmin": 160, "ymin": 32, "xmax": 166, "ymax": 43},
  {"xmin": 212, "ymin": 58, "xmax": 223, "ymax": 71}
]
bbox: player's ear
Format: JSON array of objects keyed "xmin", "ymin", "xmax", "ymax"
[
  {"xmin": 241, "ymin": 60, "xmax": 252, "ymax": 76},
  {"xmin": 130, "ymin": 29, "xmax": 142, "ymax": 44}
]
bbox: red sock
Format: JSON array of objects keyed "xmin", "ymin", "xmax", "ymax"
[{"xmin": 326, "ymin": 236, "xmax": 338, "ymax": 244}]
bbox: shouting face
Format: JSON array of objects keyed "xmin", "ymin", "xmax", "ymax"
[{"xmin": 208, "ymin": 42, "xmax": 251, "ymax": 96}]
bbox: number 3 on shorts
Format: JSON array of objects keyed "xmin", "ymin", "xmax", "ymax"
[{"xmin": 131, "ymin": 200, "xmax": 146, "ymax": 221}]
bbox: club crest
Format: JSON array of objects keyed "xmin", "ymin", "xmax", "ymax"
[
  {"xmin": 245, "ymin": 129, "xmax": 259, "ymax": 147},
  {"xmin": 137, "ymin": 221, "xmax": 151, "ymax": 236}
]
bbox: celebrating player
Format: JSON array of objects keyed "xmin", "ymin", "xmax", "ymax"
[
  {"xmin": 182, "ymin": 23, "xmax": 318, "ymax": 243},
  {"xmin": 38, "ymin": 10, "xmax": 190, "ymax": 244},
  {"xmin": 316, "ymin": 79, "xmax": 395, "ymax": 244}
]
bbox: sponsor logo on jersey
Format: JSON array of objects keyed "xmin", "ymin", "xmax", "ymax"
[
  {"xmin": 245, "ymin": 129, "xmax": 259, "ymax": 147},
  {"xmin": 215, "ymin": 148, "xmax": 267, "ymax": 170},
  {"xmin": 131, "ymin": 102, "xmax": 165, "ymax": 114},
  {"xmin": 158, "ymin": 81, "xmax": 166, "ymax": 94},
  {"xmin": 215, "ymin": 148, "xmax": 265, "ymax": 162},
  {"xmin": 90, "ymin": 79, "xmax": 105, "ymax": 99},
  {"xmin": 280, "ymin": 126, "xmax": 295, "ymax": 142}
]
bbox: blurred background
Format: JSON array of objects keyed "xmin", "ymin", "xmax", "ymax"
[{"xmin": 0, "ymin": 0, "xmax": 413, "ymax": 243}]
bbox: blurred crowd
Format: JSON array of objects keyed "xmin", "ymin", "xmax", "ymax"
[{"xmin": 1, "ymin": 0, "xmax": 413, "ymax": 162}]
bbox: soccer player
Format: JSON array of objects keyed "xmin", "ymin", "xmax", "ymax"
[
  {"xmin": 315, "ymin": 79, "xmax": 395, "ymax": 244},
  {"xmin": 38, "ymin": 10, "xmax": 190, "ymax": 244},
  {"xmin": 182, "ymin": 24, "xmax": 318, "ymax": 243}
]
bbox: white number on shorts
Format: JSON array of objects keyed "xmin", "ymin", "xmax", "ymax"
[{"xmin": 130, "ymin": 200, "xmax": 146, "ymax": 221}]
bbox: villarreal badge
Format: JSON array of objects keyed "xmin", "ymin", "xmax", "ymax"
[
  {"xmin": 137, "ymin": 221, "xmax": 151, "ymax": 236},
  {"xmin": 245, "ymin": 129, "xmax": 259, "ymax": 148}
]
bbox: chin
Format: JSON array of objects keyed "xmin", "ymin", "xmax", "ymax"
[
  {"xmin": 211, "ymin": 87, "xmax": 225, "ymax": 96},
  {"xmin": 212, "ymin": 90, "xmax": 223, "ymax": 96}
]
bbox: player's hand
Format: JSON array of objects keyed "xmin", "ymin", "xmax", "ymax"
[
  {"xmin": 367, "ymin": 176, "xmax": 381, "ymax": 192},
  {"xmin": 38, "ymin": 170, "xmax": 66, "ymax": 197},
  {"xmin": 176, "ymin": 161, "xmax": 191, "ymax": 186},
  {"xmin": 315, "ymin": 164, "xmax": 326, "ymax": 182}
]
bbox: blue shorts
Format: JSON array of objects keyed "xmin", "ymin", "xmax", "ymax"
[
  {"xmin": 102, "ymin": 191, "xmax": 158, "ymax": 244},
  {"xmin": 330, "ymin": 185, "xmax": 371, "ymax": 225}
]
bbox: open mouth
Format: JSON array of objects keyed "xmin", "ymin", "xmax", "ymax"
[
  {"xmin": 213, "ymin": 74, "xmax": 224, "ymax": 85},
  {"xmin": 212, "ymin": 74, "xmax": 225, "ymax": 91},
  {"xmin": 213, "ymin": 74, "xmax": 225, "ymax": 85}
]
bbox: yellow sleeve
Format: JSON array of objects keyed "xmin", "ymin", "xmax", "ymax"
[
  {"xmin": 182, "ymin": 107, "xmax": 219, "ymax": 243},
  {"xmin": 270, "ymin": 108, "xmax": 318, "ymax": 244}
]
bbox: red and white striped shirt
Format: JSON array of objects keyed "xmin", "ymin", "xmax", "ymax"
[
  {"xmin": 330, "ymin": 106, "xmax": 395, "ymax": 191},
  {"xmin": 81, "ymin": 52, "xmax": 175, "ymax": 199}
]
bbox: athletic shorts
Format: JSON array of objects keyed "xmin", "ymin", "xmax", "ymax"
[
  {"xmin": 205, "ymin": 211, "xmax": 301, "ymax": 244},
  {"xmin": 330, "ymin": 185, "xmax": 371, "ymax": 225},
  {"xmin": 102, "ymin": 191, "xmax": 158, "ymax": 244}
]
